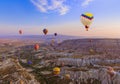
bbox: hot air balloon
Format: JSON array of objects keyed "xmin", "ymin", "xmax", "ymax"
[
  {"xmin": 107, "ymin": 67, "xmax": 116, "ymax": 77},
  {"xmin": 89, "ymin": 39, "xmax": 92, "ymax": 42},
  {"xmin": 20, "ymin": 80, "xmax": 24, "ymax": 84},
  {"xmin": 64, "ymin": 74, "xmax": 70, "ymax": 79},
  {"xmin": 43, "ymin": 29, "xmax": 48, "ymax": 35},
  {"xmin": 2, "ymin": 56, "xmax": 5, "ymax": 61},
  {"xmin": 54, "ymin": 33, "xmax": 57, "ymax": 36},
  {"xmin": 80, "ymin": 12, "xmax": 94, "ymax": 31},
  {"xmin": 19, "ymin": 30, "xmax": 22, "ymax": 34},
  {"xmin": 89, "ymin": 48, "xmax": 95, "ymax": 54},
  {"xmin": 10, "ymin": 81, "xmax": 12, "ymax": 84},
  {"xmin": 28, "ymin": 60, "xmax": 32, "ymax": 65},
  {"xmin": 34, "ymin": 44, "xmax": 40, "ymax": 50},
  {"xmin": 53, "ymin": 67, "xmax": 60, "ymax": 75},
  {"xmin": 51, "ymin": 39, "xmax": 55, "ymax": 45}
]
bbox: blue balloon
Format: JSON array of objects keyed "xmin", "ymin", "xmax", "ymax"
[{"xmin": 28, "ymin": 60, "xmax": 32, "ymax": 65}]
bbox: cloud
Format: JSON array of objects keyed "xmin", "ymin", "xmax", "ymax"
[
  {"xmin": 30, "ymin": 0, "xmax": 48, "ymax": 12},
  {"xmin": 30, "ymin": 0, "xmax": 69, "ymax": 15},
  {"xmin": 81, "ymin": 0, "xmax": 94, "ymax": 7},
  {"xmin": 30, "ymin": 0, "xmax": 94, "ymax": 15}
]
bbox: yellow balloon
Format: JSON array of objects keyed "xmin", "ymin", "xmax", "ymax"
[
  {"xmin": 89, "ymin": 49, "xmax": 94, "ymax": 54},
  {"xmin": 20, "ymin": 80, "xmax": 24, "ymax": 84},
  {"xmin": 64, "ymin": 74, "xmax": 70, "ymax": 79},
  {"xmin": 53, "ymin": 67, "xmax": 60, "ymax": 75},
  {"xmin": 80, "ymin": 12, "xmax": 94, "ymax": 31}
]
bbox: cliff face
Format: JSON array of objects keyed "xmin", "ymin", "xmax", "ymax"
[
  {"xmin": 0, "ymin": 39, "xmax": 120, "ymax": 84},
  {"xmin": 59, "ymin": 67, "xmax": 120, "ymax": 84},
  {"xmin": 0, "ymin": 58, "xmax": 40, "ymax": 84}
]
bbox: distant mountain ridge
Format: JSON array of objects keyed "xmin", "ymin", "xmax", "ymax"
[{"xmin": 0, "ymin": 35, "xmax": 82, "ymax": 42}]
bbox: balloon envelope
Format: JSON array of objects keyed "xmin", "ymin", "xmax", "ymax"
[
  {"xmin": 34, "ymin": 44, "xmax": 40, "ymax": 50},
  {"xmin": 43, "ymin": 29, "xmax": 48, "ymax": 35},
  {"xmin": 28, "ymin": 60, "xmax": 32, "ymax": 65},
  {"xmin": 54, "ymin": 33, "xmax": 57, "ymax": 36},
  {"xmin": 19, "ymin": 30, "xmax": 22, "ymax": 34},
  {"xmin": 80, "ymin": 12, "xmax": 94, "ymax": 31},
  {"xmin": 89, "ymin": 49, "xmax": 95, "ymax": 54},
  {"xmin": 53, "ymin": 67, "xmax": 60, "ymax": 75},
  {"xmin": 89, "ymin": 39, "xmax": 92, "ymax": 42},
  {"xmin": 20, "ymin": 80, "xmax": 24, "ymax": 84},
  {"xmin": 64, "ymin": 74, "xmax": 70, "ymax": 79}
]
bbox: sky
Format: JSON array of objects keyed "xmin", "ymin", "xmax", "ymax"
[{"xmin": 0, "ymin": 0, "xmax": 120, "ymax": 38}]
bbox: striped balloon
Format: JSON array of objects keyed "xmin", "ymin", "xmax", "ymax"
[{"xmin": 80, "ymin": 12, "xmax": 94, "ymax": 31}]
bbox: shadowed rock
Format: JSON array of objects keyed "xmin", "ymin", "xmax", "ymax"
[{"xmin": 0, "ymin": 58, "xmax": 40, "ymax": 84}]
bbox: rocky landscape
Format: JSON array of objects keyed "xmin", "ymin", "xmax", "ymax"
[
  {"xmin": 0, "ymin": 58, "xmax": 39, "ymax": 84},
  {"xmin": 0, "ymin": 38, "xmax": 120, "ymax": 84}
]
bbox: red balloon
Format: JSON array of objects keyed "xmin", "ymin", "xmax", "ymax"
[
  {"xmin": 34, "ymin": 44, "xmax": 40, "ymax": 50},
  {"xmin": 19, "ymin": 30, "xmax": 22, "ymax": 34}
]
